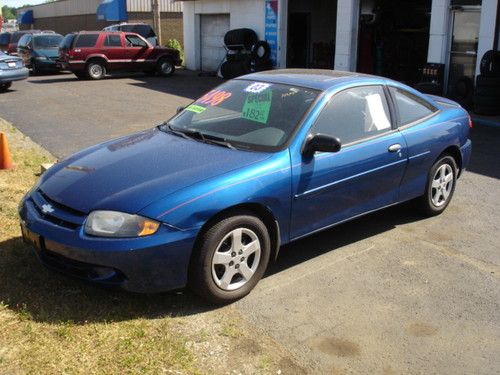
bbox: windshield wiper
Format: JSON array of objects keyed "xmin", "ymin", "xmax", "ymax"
[
  {"xmin": 160, "ymin": 123, "xmax": 236, "ymax": 149},
  {"xmin": 202, "ymin": 133, "xmax": 236, "ymax": 150}
]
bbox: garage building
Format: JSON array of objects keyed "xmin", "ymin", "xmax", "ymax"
[
  {"xmin": 18, "ymin": 0, "xmax": 184, "ymax": 47},
  {"xmin": 182, "ymin": 0, "xmax": 500, "ymax": 98}
]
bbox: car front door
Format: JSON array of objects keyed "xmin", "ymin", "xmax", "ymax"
[
  {"xmin": 102, "ymin": 33, "xmax": 126, "ymax": 70},
  {"xmin": 124, "ymin": 34, "xmax": 151, "ymax": 70},
  {"xmin": 290, "ymin": 85, "xmax": 408, "ymax": 239}
]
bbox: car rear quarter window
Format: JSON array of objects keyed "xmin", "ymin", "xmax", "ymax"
[
  {"xmin": 11, "ymin": 32, "xmax": 26, "ymax": 44},
  {"xmin": 312, "ymin": 85, "xmax": 392, "ymax": 146},
  {"xmin": 104, "ymin": 34, "xmax": 122, "ymax": 47},
  {"xmin": 74, "ymin": 34, "xmax": 99, "ymax": 48},
  {"xmin": 17, "ymin": 34, "xmax": 30, "ymax": 48},
  {"xmin": 389, "ymin": 87, "xmax": 438, "ymax": 126}
]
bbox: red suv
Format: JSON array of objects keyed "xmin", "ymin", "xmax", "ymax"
[{"xmin": 58, "ymin": 31, "xmax": 181, "ymax": 79}]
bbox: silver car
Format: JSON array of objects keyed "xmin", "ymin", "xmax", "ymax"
[{"xmin": 0, "ymin": 51, "xmax": 29, "ymax": 92}]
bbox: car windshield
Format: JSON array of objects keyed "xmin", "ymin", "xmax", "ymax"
[
  {"xmin": 166, "ymin": 80, "xmax": 319, "ymax": 151},
  {"xmin": 34, "ymin": 34, "xmax": 63, "ymax": 48}
]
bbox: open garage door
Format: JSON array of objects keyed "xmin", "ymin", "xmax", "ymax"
[{"xmin": 200, "ymin": 14, "xmax": 230, "ymax": 73}]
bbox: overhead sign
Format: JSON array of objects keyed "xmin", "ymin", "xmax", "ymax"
[
  {"xmin": 264, "ymin": 0, "xmax": 279, "ymax": 67},
  {"xmin": 97, "ymin": 0, "xmax": 128, "ymax": 22}
]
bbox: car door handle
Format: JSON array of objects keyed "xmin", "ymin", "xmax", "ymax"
[{"xmin": 388, "ymin": 144, "xmax": 402, "ymax": 152}]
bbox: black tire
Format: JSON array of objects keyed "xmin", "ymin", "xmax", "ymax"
[
  {"xmin": 479, "ymin": 50, "xmax": 500, "ymax": 77},
  {"xmin": 476, "ymin": 75, "xmax": 500, "ymax": 87},
  {"xmin": 0, "ymin": 82, "xmax": 12, "ymax": 92},
  {"xmin": 224, "ymin": 28, "xmax": 258, "ymax": 50},
  {"xmin": 220, "ymin": 60, "xmax": 250, "ymax": 79},
  {"xmin": 226, "ymin": 51, "xmax": 250, "ymax": 62},
  {"xmin": 418, "ymin": 155, "xmax": 458, "ymax": 216},
  {"xmin": 251, "ymin": 41, "xmax": 271, "ymax": 62},
  {"xmin": 451, "ymin": 76, "xmax": 474, "ymax": 105},
  {"xmin": 157, "ymin": 57, "xmax": 175, "ymax": 77},
  {"xmin": 31, "ymin": 60, "xmax": 39, "ymax": 76},
  {"xmin": 474, "ymin": 104, "xmax": 500, "ymax": 115},
  {"xmin": 189, "ymin": 213, "xmax": 271, "ymax": 304},
  {"xmin": 474, "ymin": 84, "xmax": 500, "ymax": 97},
  {"xmin": 86, "ymin": 60, "xmax": 106, "ymax": 80}
]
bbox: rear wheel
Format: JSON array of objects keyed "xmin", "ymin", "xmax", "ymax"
[
  {"xmin": 418, "ymin": 155, "xmax": 457, "ymax": 216},
  {"xmin": 157, "ymin": 58, "xmax": 175, "ymax": 77},
  {"xmin": 189, "ymin": 213, "xmax": 271, "ymax": 304},
  {"xmin": 0, "ymin": 82, "xmax": 12, "ymax": 92},
  {"xmin": 86, "ymin": 60, "xmax": 106, "ymax": 80}
]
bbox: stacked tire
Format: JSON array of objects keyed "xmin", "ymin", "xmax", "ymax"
[
  {"xmin": 220, "ymin": 28, "xmax": 273, "ymax": 79},
  {"xmin": 473, "ymin": 50, "xmax": 500, "ymax": 115}
]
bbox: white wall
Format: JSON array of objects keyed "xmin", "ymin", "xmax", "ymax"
[
  {"xmin": 476, "ymin": 0, "xmax": 499, "ymax": 76},
  {"xmin": 334, "ymin": 0, "xmax": 359, "ymax": 71},
  {"xmin": 183, "ymin": 0, "xmax": 265, "ymax": 70}
]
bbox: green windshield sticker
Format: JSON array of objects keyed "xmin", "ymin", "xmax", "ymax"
[
  {"xmin": 241, "ymin": 90, "xmax": 273, "ymax": 124},
  {"xmin": 185, "ymin": 104, "xmax": 207, "ymax": 114}
]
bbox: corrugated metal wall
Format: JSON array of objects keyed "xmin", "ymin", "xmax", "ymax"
[
  {"xmin": 127, "ymin": 0, "xmax": 182, "ymax": 12},
  {"xmin": 19, "ymin": 0, "xmax": 182, "ymax": 18}
]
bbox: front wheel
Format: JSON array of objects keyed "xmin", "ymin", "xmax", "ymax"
[
  {"xmin": 418, "ymin": 155, "xmax": 458, "ymax": 216},
  {"xmin": 157, "ymin": 58, "xmax": 175, "ymax": 77},
  {"xmin": 0, "ymin": 82, "xmax": 12, "ymax": 92},
  {"xmin": 189, "ymin": 213, "xmax": 271, "ymax": 304}
]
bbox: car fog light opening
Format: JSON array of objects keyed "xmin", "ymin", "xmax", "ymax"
[{"xmin": 85, "ymin": 211, "xmax": 160, "ymax": 238}]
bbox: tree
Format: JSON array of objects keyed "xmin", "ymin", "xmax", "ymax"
[{"xmin": 1, "ymin": 6, "xmax": 16, "ymax": 20}]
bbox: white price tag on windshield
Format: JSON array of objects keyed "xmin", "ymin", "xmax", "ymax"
[{"xmin": 244, "ymin": 82, "xmax": 272, "ymax": 94}]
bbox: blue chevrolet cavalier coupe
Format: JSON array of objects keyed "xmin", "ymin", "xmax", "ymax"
[{"xmin": 19, "ymin": 70, "xmax": 472, "ymax": 303}]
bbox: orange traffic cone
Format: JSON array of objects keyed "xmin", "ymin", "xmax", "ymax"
[{"xmin": 0, "ymin": 132, "xmax": 13, "ymax": 170}]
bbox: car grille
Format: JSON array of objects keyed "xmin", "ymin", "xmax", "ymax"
[{"xmin": 28, "ymin": 189, "xmax": 86, "ymax": 230}]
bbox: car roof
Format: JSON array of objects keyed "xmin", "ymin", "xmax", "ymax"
[
  {"xmin": 238, "ymin": 69, "xmax": 385, "ymax": 91},
  {"xmin": 31, "ymin": 33, "xmax": 63, "ymax": 37}
]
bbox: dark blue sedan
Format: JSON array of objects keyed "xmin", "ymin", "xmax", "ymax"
[{"xmin": 19, "ymin": 70, "xmax": 472, "ymax": 303}]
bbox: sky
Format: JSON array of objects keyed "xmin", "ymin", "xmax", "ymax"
[{"xmin": 3, "ymin": 0, "xmax": 47, "ymax": 8}]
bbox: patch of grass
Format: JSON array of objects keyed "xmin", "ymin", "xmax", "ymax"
[
  {"xmin": 0, "ymin": 119, "xmax": 201, "ymax": 374},
  {"xmin": 220, "ymin": 318, "xmax": 242, "ymax": 339}
]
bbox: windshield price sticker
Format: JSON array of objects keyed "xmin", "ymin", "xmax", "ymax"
[
  {"xmin": 244, "ymin": 82, "xmax": 272, "ymax": 94},
  {"xmin": 185, "ymin": 104, "xmax": 207, "ymax": 114},
  {"xmin": 242, "ymin": 90, "xmax": 273, "ymax": 124},
  {"xmin": 197, "ymin": 90, "xmax": 232, "ymax": 106}
]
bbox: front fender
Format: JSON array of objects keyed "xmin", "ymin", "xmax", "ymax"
[{"xmin": 139, "ymin": 151, "xmax": 292, "ymax": 243}]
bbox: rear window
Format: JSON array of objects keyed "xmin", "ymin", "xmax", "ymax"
[
  {"xmin": 34, "ymin": 34, "xmax": 63, "ymax": 49},
  {"xmin": 120, "ymin": 24, "xmax": 156, "ymax": 38},
  {"xmin": 60, "ymin": 34, "xmax": 76, "ymax": 50},
  {"xmin": 74, "ymin": 34, "xmax": 99, "ymax": 48},
  {"xmin": 0, "ymin": 33, "xmax": 10, "ymax": 45},
  {"xmin": 104, "ymin": 34, "xmax": 122, "ymax": 47}
]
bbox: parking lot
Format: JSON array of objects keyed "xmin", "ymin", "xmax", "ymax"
[{"xmin": 1, "ymin": 72, "xmax": 499, "ymax": 373}]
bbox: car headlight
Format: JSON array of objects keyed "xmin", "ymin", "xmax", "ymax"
[{"xmin": 85, "ymin": 211, "xmax": 160, "ymax": 238}]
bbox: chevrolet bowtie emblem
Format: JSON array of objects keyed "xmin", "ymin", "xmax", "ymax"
[{"xmin": 42, "ymin": 204, "xmax": 55, "ymax": 214}]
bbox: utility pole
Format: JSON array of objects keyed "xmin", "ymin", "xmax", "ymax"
[{"xmin": 151, "ymin": 0, "xmax": 162, "ymax": 46}]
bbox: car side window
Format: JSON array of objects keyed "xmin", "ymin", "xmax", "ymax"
[
  {"xmin": 104, "ymin": 34, "xmax": 122, "ymax": 47},
  {"xmin": 74, "ymin": 34, "xmax": 99, "ymax": 48},
  {"xmin": 125, "ymin": 35, "xmax": 148, "ymax": 48},
  {"xmin": 312, "ymin": 86, "xmax": 392, "ymax": 146},
  {"xmin": 18, "ymin": 35, "xmax": 29, "ymax": 48},
  {"xmin": 389, "ymin": 87, "xmax": 437, "ymax": 126}
]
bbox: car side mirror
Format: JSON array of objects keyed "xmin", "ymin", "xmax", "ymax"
[
  {"xmin": 303, "ymin": 133, "xmax": 341, "ymax": 156},
  {"xmin": 176, "ymin": 106, "xmax": 185, "ymax": 114}
]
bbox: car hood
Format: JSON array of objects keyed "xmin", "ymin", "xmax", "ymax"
[
  {"xmin": 35, "ymin": 48, "xmax": 59, "ymax": 58},
  {"xmin": 39, "ymin": 128, "xmax": 271, "ymax": 215}
]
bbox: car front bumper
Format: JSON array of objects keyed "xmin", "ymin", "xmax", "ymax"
[
  {"xmin": 19, "ymin": 192, "xmax": 198, "ymax": 293},
  {"xmin": 0, "ymin": 67, "xmax": 29, "ymax": 83}
]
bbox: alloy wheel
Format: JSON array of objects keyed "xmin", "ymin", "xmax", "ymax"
[
  {"xmin": 211, "ymin": 228, "xmax": 261, "ymax": 291},
  {"xmin": 431, "ymin": 164, "xmax": 454, "ymax": 207}
]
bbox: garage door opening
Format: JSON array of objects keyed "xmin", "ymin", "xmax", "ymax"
[
  {"xmin": 357, "ymin": 0, "xmax": 431, "ymax": 85},
  {"xmin": 200, "ymin": 14, "xmax": 230, "ymax": 73},
  {"xmin": 286, "ymin": 0, "xmax": 337, "ymax": 69}
]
